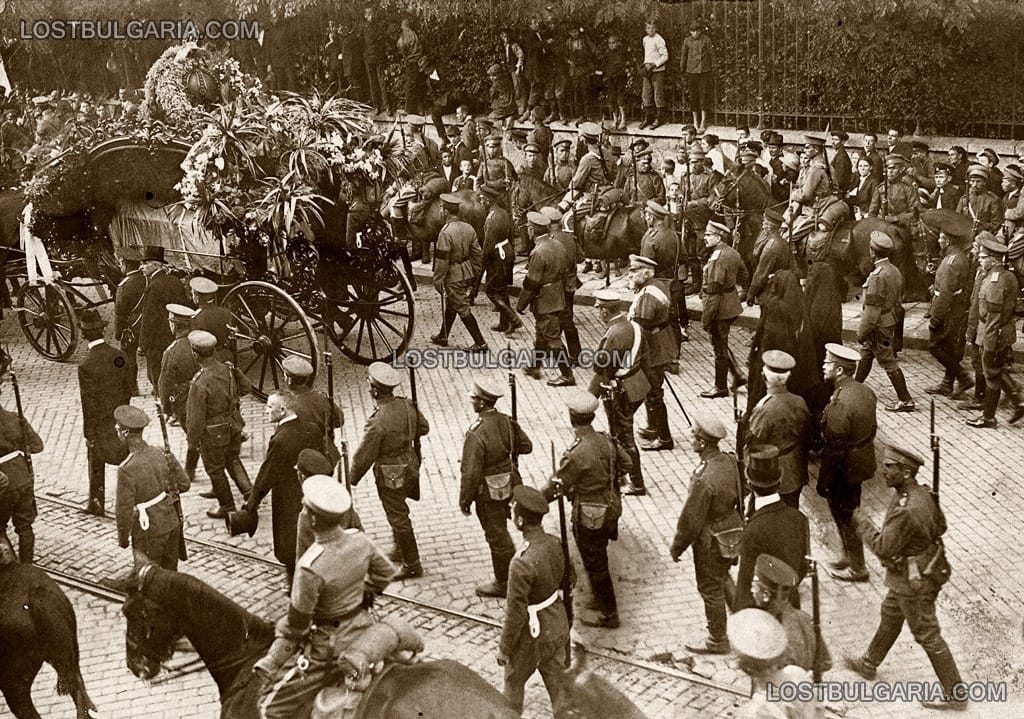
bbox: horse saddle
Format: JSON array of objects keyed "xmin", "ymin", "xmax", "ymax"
[{"xmin": 783, "ymin": 215, "xmax": 817, "ymax": 246}]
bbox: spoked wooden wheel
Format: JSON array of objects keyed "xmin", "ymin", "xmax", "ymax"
[
  {"xmin": 328, "ymin": 260, "xmax": 415, "ymax": 365},
  {"xmin": 16, "ymin": 282, "xmax": 79, "ymax": 361},
  {"xmin": 223, "ymin": 281, "xmax": 318, "ymax": 400}
]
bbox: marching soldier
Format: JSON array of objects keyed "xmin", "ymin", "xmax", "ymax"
[
  {"xmin": 479, "ymin": 184, "xmax": 521, "ymax": 334},
  {"xmin": 185, "ymin": 330, "xmax": 252, "ymax": 519},
  {"xmin": 744, "ymin": 351, "xmax": 810, "ymax": 508},
  {"xmin": 496, "ymin": 485, "xmax": 570, "ymax": 716},
  {"xmin": 517, "ymin": 212, "xmax": 574, "ymax": 386},
  {"xmin": 113, "ymin": 405, "xmax": 189, "ymax": 571},
  {"xmin": 819, "ymin": 343, "xmax": 876, "ymax": 583},
  {"xmin": 845, "ymin": 445, "xmax": 967, "ymax": 711},
  {"xmin": 282, "ymin": 356, "xmax": 344, "ymax": 465},
  {"xmin": 956, "ymin": 165, "xmax": 1001, "ymax": 235},
  {"xmin": 640, "ymin": 200, "xmax": 686, "ymax": 360},
  {"xmin": 349, "ymin": 362, "xmax": 429, "ymax": 581},
  {"xmin": 431, "ymin": 193, "xmax": 487, "ymax": 351},
  {"xmin": 628, "ymin": 254, "xmax": 675, "ymax": 451},
  {"xmin": 966, "ymin": 232, "xmax": 1023, "ymax": 427},
  {"xmin": 78, "ymin": 308, "xmax": 131, "ymax": 517},
  {"xmin": 0, "ymin": 378, "xmax": 44, "ymax": 563},
  {"xmin": 925, "ymin": 230, "xmax": 974, "ymax": 397},
  {"xmin": 293, "ymin": 448, "xmax": 362, "ymax": 561},
  {"xmin": 114, "ymin": 246, "xmax": 145, "ymax": 396},
  {"xmin": 855, "ymin": 231, "xmax": 915, "ymax": 412},
  {"xmin": 460, "ymin": 378, "xmax": 533, "ymax": 597},
  {"xmin": 868, "ymin": 155, "xmax": 919, "ymax": 233},
  {"xmin": 138, "ymin": 246, "xmax": 189, "ymax": 391},
  {"xmin": 670, "ymin": 412, "xmax": 742, "ymax": 655},
  {"xmin": 544, "ymin": 392, "xmax": 631, "ymax": 628},
  {"xmin": 700, "ymin": 221, "xmax": 748, "ymax": 398},
  {"xmin": 543, "ymin": 205, "xmax": 583, "ymax": 366},
  {"xmin": 545, "ymin": 138, "xmax": 575, "ymax": 193},
  {"xmin": 158, "ymin": 304, "xmax": 199, "ymax": 423},
  {"xmin": 189, "ymin": 276, "xmax": 233, "ymax": 362},
  {"xmin": 680, "ymin": 145, "xmax": 722, "ymax": 292}
]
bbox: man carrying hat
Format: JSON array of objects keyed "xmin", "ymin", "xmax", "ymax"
[
  {"xmin": 282, "ymin": 356, "xmax": 344, "ymax": 466},
  {"xmin": 700, "ymin": 221, "xmax": 748, "ymax": 398},
  {"xmin": 256, "ymin": 477, "xmax": 394, "ymax": 719},
  {"xmin": 479, "ymin": 184, "xmax": 521, "ymax": 335},
  {"xmin": 856, "ymin": 231, "xmax": 916, "ymax": 412},
  {"xmin": 138, "ymin": 246, "xmax": 189, "ymax": 392},
  {"xmin": 734, "ymin": 445, "xmax": 810, "ymax": 612},
  {"xmin": 349, "ymin": 363, "xmax": 430, "ymax": 581},
  {"xmin": 543, "ymin": 392, "xmax": 631, "ymax": 628},
  {"xmin": 293, "ymin": 448, "xmax": 362, "ymax": 561},
  {"xmin": 819, "ymin": 343, "xmax": 876, "ymax": 583},
  {"xmin": 114, "ymin": 246, "xmax": 146, "ymax": 396},
  {"xmin": 868, "ymin": 154, "xmax": 919, "ymax": 233},
  {"xmin": 925, "ymin": 229, "xmax": 974, "ymax": 398},
  {"xmin": 496, "ymin": 485, "xmax": 570, "ymax": 715},
  {"xmin": 845, "ymin": 445, "xmax": 966, "ymax": 711},
  {"xmin": 113, "ymin": 405, "xmax": 189, "ymax": 571},
  {"xmin": 78, "ymin": 307, "xmax": 131, "ymax": 517},
  {"xmin": 432, "ymin": 194, "xmax": 487, "ymax": 351},
  {"xmin": 670, "ymin": 411, "xmax": 742, "ymax": 655},
  {"xmin": 189, "ymin": 277, "xmax": 233, "ymax": 362},
  {"xmin": 628, "ymin": 253, "xmax": 676, "ymax": 450},
  {"xmin": 955, "ymin": 165, "xmax": 1001, "ymax": 235},
  {"xmin": 461, "ymin": 378, "xmax": 533, "ymax": 597}
]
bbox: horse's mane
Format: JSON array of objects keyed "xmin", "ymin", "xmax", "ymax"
[{"xmin": 149, "ymin": 567, "xmax": 273, "ymax": 636}]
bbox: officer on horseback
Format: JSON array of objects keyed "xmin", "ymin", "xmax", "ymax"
[
  {"xmin": 557, "ymin": 122, "xmax": 614, "ymax": 221},
  {"xmin": 782, "ymin": 135, "xmax": 832, "ymax": 231}
]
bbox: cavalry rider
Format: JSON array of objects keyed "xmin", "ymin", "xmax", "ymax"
[
  {"xmin": 868, "ymin": 154, "xmax": 919, "ymax": 238},
  {"xmin": 782, "ymin": 135, "xmax": 832, "ymax": 231},
  {"xmin": 956, "ymin": 165, "xmax": 1002, "ymax": 236},
  {"xmin": 557, "ymin": 121, "xmax": 615, "ymax": 224}
]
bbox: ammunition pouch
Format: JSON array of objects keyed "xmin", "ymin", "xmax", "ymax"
[
  {"xmin": 377, "ymin": 464, "xmax": 408, "ymax": 491},
  {"xmin": 481, "ymin": 472, "xmax": 513, "ymax": 501}
]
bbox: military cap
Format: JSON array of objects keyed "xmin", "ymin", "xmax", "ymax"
[
  {"xmin": 368, "ymin": 361, "xmax": 402, "ymax": 388},
  {"xmin": 869, "ymin": 231, "xmax": 894, "ymax": 252},
  {"xmin": 910, "ymin": 139, "xmax": 929, "ymax": 152},
  {"xmin": 824, "ymin": 342, "xmax": 860, "ymax": 368},
  {"xmin": 469, "ymin": 378, "xmax": 504, "ymax": 402},
  {"xmin": 113, "ymin": 405, "xmax": 149, "ymax": 430},
  {"xmin": 933, "ymin": 161, "xmax": 954, "ymax": 175},
  {"xmin": 692, "ymin": 410, "xmax": 727, "ymax": 441},
  {"xmin": 705, "ymin": 220, "xmax": 731, "ymax": 238},
  {"xmin": 445, "ymin": 124, "xmax": 460, "ymax": 138},
  {"xmin": 687, "ymin": 145, "xmax": 707, "ymax": 160},
  {"xmin": 630, "ymin": 138, "xmax": 650, "ymax": 152},
  {"xmin": 523, "ymin": 142, "xmax": 541, "ymax": 154},
  {"xmin": 188, "ymin": 329, "xmax": 217, "ymax": 350},
  {"xmin": 302, "ymin": 475, "xmax": 352, "ymax": 517},
  {"xmin": 977, "ymin": 231, "xmax": 1008, "ymax": 255},
  {"xmin": 476, "ymin": 117, "xmax": 494, "ymax": 129},
  {"xmin": 120, "ymin": 245, "xmax": 143, "ymax": 262},
  {"xmin": 526, "ymin": 211, "xmax": 550, "ymax": 229},
  {"xmin": 484, "ymin": 134, "xmax": 503, "ymax": 147},
  {"xmin": 594, "ymin": 288, "xmax": 622, "ymax": 306},
  {"xmin": 579, "ymin": 121, "xmax": 602, "ymax": 142},
  {"xmin": 297, "ymin": 448, "xmax": 333, "ymax": 476},
  {"xmin": 884, "ymin": 443, "xmax": 925, "ymax": 469},
  {"xmin": 189, "ymin": 276, "xmax": 218, "ymax": 295},
  {"xmin": 1004, "ymin": 164, "xmax": 1024, "ymax": 183},
  {"xmin": 978, "ymin": 148, "xmax": 999, "ymax": 165},
  {"xmin": 541, "ymin": 206, "xmax": 563, "ymax": 223},
  {"xmin": 746, "ymin": 444, "xmax": 781, "ymax": 489},
  {"xmin": 166, "ymin": 303, "xmax": 197, "ymax": 321},
  {"xmin": 628, "ymin": 254, "xmax": 657, "ymax": 271},
  {"xmin": 762, "ymin": 350, "xmax": 795, "ymax": 372},
  {"xmin": 803, "ymin": 134, "xmax": 825, "ymax": 147},
  {"xmin": 737, "ymin": 146, "xmax": 759, "ymax": 161},
  {"xmin": 440, "ymin": 192, "xmax": 463, "ymax": 212},
  {"xmin": 967, "ymin": 164, "xmax": 989, "ymax": 181},
  {"xmin": 566, "ymin": 391, "xmax": 599, "ymax": 415},
  {"xmin": 830, "ymin": 130, "xmax": 849, "ymax": 142},
  {"xmin": 510, "ymin": 128, "xmax": 529, "ymax": 141},
  {"xmin": 479, "ymin": 184, "xmax": 503, "ymax": 201},
  {"xmin": 780, "ymin": 153, "xmax": 800, "ymax": 171},
  {"xmin": 762, "ymin": 207, "xmax": 785, "ymax": 226},
  {"xmin": 512, "ymin": 484, "xmax": 549, "ymax": 516},
  {"xmin": 745, "ymin": 140, "xmax": 764, "ymax": 155},
  {"xmin": 551, "ymin": 139, "xmax": 571, "ymax": 150},
  {"xmin": 766, "ymin": 132, "xmax": 783, "ymax": 146},
  {"xmin": 282, "ymin": 355, "xmax": 314, "ymax": 378},
  {"xmin": 634, "ymin": 148, "xmax": 653, "ymax": 161},
  {"xmin": 728, "ymin": 608, "xmax": 787, "ymax": 661},
  {"xmin": 753, "ymin": 554, "xmax": 799, "ymax": 589},
  {"xmin": 31, "ymin": 95, "xmax": 52, "ymax": 106},
  {"xmin": 885, "ymin": 154, "xmax": 908, "ymax": 169},
  {"xmin": 405, "ymin": 114, "xmax": 425, "ymax": 127},
  {"xmin": 644, "ymin": 200, "xmax": 669, "ymax": 217},
  {"xmin": 142, "ymin": 245, "xmax": 167, "ymax": 263}
]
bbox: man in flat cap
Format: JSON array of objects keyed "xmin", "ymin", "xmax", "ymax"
[
  {"xmin": 734, "ymin": 445, "xmax": 809, "ymax": 611},
  {"xmin": 282, "ymin": 356, "xmax": 344, "ymax": 466},
  {"xmin": 544, "ymin": 392, "xmax": 631, "ymax": 628},
  {"xmin": 349, "ymin": 363, "xmax": 430, "ymax": 581},
  {"xmin": 432, "ymin": 193, "xmax": 487, "ymax": 351},
  {"xmin": 138, "ymin": 246, "xmax": 189, "ymax": 391},
  {"xmin": 478, "ymin": 184, "xmax": 521, "ymax": 334},
  {"xmin": 78, "ymin": 307, "xmax": 131, "ymax": 516},
  {"xmin": 461, "ymin": 378, "xmax": 533, "ymax": 597},
  {"xmin": 114, "ymin": 405, "xmax": 189, "ymax": 570},
  {"xmin": 700, "ymin": 221, "xmax": 748, "ymax": 398},
  {"xmin": 846, "ymin": 445, "xmax": 966, "ymax": 711},
  {"xmin": 925, "ymin": 229, "xmax": 974, "ymax": 398},
  {"xmin": 856, "ymin": 231, "xmax": 915, "ymax": 412},
  {"xmin": 628, "ymin": 254, "xmax": 675, "ymax": 451},
  {"xmin": 670, "ymin": 411, "xmax": 742, "ymax": 655},
  {"xmin": 189, "ymin": 277, "xmax": 233, "ymax": 362},
  {"xmin": 293, "ymin": 448, "xmax": 361, "ymax": 561},
  {"xmin": 114, "ymin": 246, "xmax": 146, "ymax": 396},
  {"xmin": 641, "ymin": 200, "xmax": 688, "ymax": 355},
  {"xmin": 819, "ymin": 343, "xmax": 876, "ymax": 583},
  {"xmin": 868, "ymin": 155, "xmax": 919, "ymax": 234},
  {"xmin": 955, "ymin": 165, "xmax": 1001, "ymax": 235},
  {"xmin": 497, "ymin": 485, "xmax": 570, "ymax": 715}
]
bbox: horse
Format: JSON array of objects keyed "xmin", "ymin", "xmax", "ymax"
[
  {"xmin": 711, "ymin": 169, "xmax": 774, "ymax": 272},
  {"xmin": 511, "ymin": 171, "xmax": 563, "ymax": 255},
  {"xmin": 123, "ymin": 565, "xmax": 646, "ymax": 719},
  {"xmin": 0, "ymin": 561, "xmax": 98, "ymax": 719},
  {"xmin": 387, "ymin": 185, "xmax": 485, "ymax": 264}
]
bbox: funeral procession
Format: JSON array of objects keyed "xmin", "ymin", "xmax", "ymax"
[{"xmin": 2, "ymin": 0, "xmax": 1024, "ymax": 717}]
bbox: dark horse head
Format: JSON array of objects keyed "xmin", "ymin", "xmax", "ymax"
[{"xmin": 560, "ymin": 644, "xmax": 649, "ymax": 719}]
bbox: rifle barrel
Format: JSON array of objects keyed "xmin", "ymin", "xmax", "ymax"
[
  {"xmin": 9, "ymin": 372, "xmax": 33, "ymax": 480},
  {"xmin": 809, "ymin": 556, "xmax": 822, "ymax": 683}
]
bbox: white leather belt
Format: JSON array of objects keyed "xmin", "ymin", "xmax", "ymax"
[
  {"xmin": 528, "ymin": 589, "xmax": 562, "ymax": 638},
  {"xmin": 0, "ymin": 450, "xmax": 24, "ymax": 464},
  {"xmin": 136, "ymin": 492, "xmax": 167, "ymax": 531}
]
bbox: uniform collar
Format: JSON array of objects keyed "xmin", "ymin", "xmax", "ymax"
[
  {"xmin": 766, "ymin": 385, "xmax": 787, "ymax": 396},
  {"xmin": 874, "ymin": 257, "xmax": 891, "ymax": 268},
  {"xmin": 88, "ymin": 338, "xmax": 106, "ymax": 349},
  {"xmin": 521, "ymin": 525, "xmax": 546, "ymax": 542},
  {"xmin": 573, "ymin": 425, "xmax": 596, "ymax": 439},
  {"xmin": 312, "ymin": 525, "xmax": 344, "ymax": 543}
]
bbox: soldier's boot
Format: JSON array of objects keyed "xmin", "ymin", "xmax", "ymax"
[
  {"xmin": 16, "ymin": 527, "xmax": 34, "ymax": 564},
  {"xmin": 884, "ymin": 369, "xmax": 916, "ymax": 412},
  {"xmin": 490, "ymin": 308, "xmax": 510, "ymax": 333},
  {"xmin": 854, "ymin": 357, "xmax": 873, "ymax": 383},
  {"xmin": 581, "ymin": 570, "xmax": 619, "ymax": 628},
  {"xmin": 498, "ymin": 299, "xmax": 523, "ymax": 334},
  {"xmin": 925, "ymin": 375, "xmax": 955, "ymax": 396},
  {"xmin": 86, "ymin": 461, "xmax": 106, "ymax": 516},
  {"xmin": 701, "ymin": 356, "xmax": 730, "ymax": 397},
  {"xmin": 563, "ymin": 325, "xmax": 582, "ymax": 365},
  {"xmin": 206, "ymin": 470, "xmax": 236, "ymax": 519},
  {"xmin": 1001, "ymin": 373, "xmax": 1024, "ymax": 424},
  {"xmin": 227, "ymin": 458, "xmax": 253, "ymax": 499},
  {"xmin": 393, "ymin": 530, "xmax": 423, "ymax": 580},
  {"xmin": 922, "ymin": 649, "xmax": 968, "ymax": 710},
  {"xmin": 431, "ymin": 305, "xmax": 457, "ymax": 346},
  {"xmin": 461, "ymin": 313, "xmax": 488, "ymax": 352},
  {"xmin": 957, "ymin": 371, "xmax": 986, "ymax": 410},
  {"xmin": 949, "ymin": 368, "xmax": 974, "ymax": 399},
  {"xmin": 387, "ymin": 530, "xmax": 404, "ymax": 563},
  {"xmin": 476, "ymin": 549, "xmax": 512, "ymax": 597},
  {"xmin": 967, "ymin": 386, "xmax": 1000, "ymax": 428},
  {"xmin": 547, "ymin": 347, "xmax": 576, "ymax": 387}
]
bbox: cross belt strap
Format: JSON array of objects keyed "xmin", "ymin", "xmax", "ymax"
[
  {"xmin": 136, "ymin": 492, "xmax": 167, "ymax": 531},
  {"xmin": 0, "ymin": 450, "xmax": 24, "ymax": 465},
  {"xmin": 614, "ymin": 321, "xmax": 644, "ymax": 378},
  {"xmin": 527, "ymin": 589, "xmax": 562, "ymax": 638}
]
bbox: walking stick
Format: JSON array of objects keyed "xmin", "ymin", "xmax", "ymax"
[
  {"xmin": 808, "ymin": 556, "xmax": 823, "ymax": 683},
  {"xmin": 551, "ymin": 441, "xmax": 574, "ymax": 635},
  {"xmin": 155, "ymin": 402, "xmax": 188, "ymax": 562},
  {"xmin": 662, "ymin": 375, "xmax": 693, "ymax": 427}
]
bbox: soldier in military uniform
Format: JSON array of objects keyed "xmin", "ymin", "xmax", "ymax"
[
  {"xmin": 113, "ymin": 405, "xmax": 189, "ymax": 571},
  {"xmin": 628, "ymin": 255, "xmax": 676, "ymax": 452},
  {"xmin": 956, "ymin": 165, "xmax": 1002, "ymax": 235},
  {"xmin": 966, "ymin": 232, "xmax": 1023, "ymax": 427},
  {"xmin": 189, "ymin": 276, "xmax": 233, "ymax": 362},
  {"xmin": 406, "ymin": 114, "xmax": 442, "ymax": 175},
  {"xmin": 517, "ymin": 212, "xmax": 574, "ymax": 386},
  {"xmin": 680, "ymin": 145, "xmax": 722, "ymax": 293},
  {"xmin": 349, "ymin": 363, "xmax": 429, "ymax": 580},
  {"xmin": 496, "ymin": 485, "xmax": 570, "ymax": 715},
  {"xmin": 819, "ymin": 343, "xmax": 876, "ymax": 583},
  {"xmin": 855, "ymin": 231, "xmax": 915, "ymax": 412},
  {"xmin": 543, "ymin": 392, "xmax": 630, "ymax": 628},
  {"xmin": 158, "ymin": 304, "xmax": 199, "ymax": 423},
  {"xmin": 282, "ymin": 356, "xmax": 344, "ymax": 465},
  {"xmin": 557, "ymin": 122, "xmax": 614, "ymax": 217},
  {"xmin": 479, "ymin": 184, "xmax": 520, "ymax": 335},
  {"xmin": 138, "ymin": 246, "xmax": 189, "ymax": 391},
  {"xmin": 845, "ymin": 445, "xmax": 967, "ymax": 711},
  {"xmin": 114, "ymin": 246, "xmax": 145, "ymax": 396},
  {"xmin": 476, "ymin": 134, "xmax": 518, "ymax": 191},
  {"xmin": 640, "ymin": 200, "xmax": 686, "ymax": 359},
  {"xmin": 625, "ymin": 151, "xmax": 666, "ymax": 206},
  {"xmin": 670, "ymin": 412, "xmax": 742, "ymax": 655},
  {"xmin": 746, "ymin": 208, "xmax": 796, "ymax": 307},
  {"xmin": 925, "ymin": 230, "xmax": 974, "ymax": 397},
  {"xmin": 294, "ymin": 448, "xmax": 362, "ymax": 561},
  {"xmin": 700, "ymin": 221, "xmax": 748, "ymax": 398},
  {"xmin": 545, "ymin": 139, "xmax": 574, "ymax": 193},
  {"xmin": 461, "ymin": 379, "xmax": 533, "ymax": 598},
  {"xmin": 0, "ymin": 375, "xmax": 44, "ymax": 563},
  {"xmin": 543, "ymin": 205, "xmax": 583, "ymax": 366},
  {"xmin": 185, "ymin": 330, "xmax": 252, "ymax": 519},
  {"xmin": 744, "ymin": 351, "xmax": 810, "ymax": 508},
  {"xmin": 256, "ymin": 477, "xmax": 395, "ymax": 719},
  {"xmin": 868, "ymin": 155, "xmax": 920, "ymax": 234},
  {"xmin": 783, "ymin": 135, "xmax": 832, "ymax": 228},
  {"xmin": 431, "ymin": 193, "xmax": 487, "ymax": 351}
]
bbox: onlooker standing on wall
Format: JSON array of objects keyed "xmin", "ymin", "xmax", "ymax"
[
  {"xmin": 362, "ymin": 7, "xmax": 388, "ymax": 115},
  {"xmin": 639, "ymin": 20, "xmax": 668, "ymax": 130},
  {"xmin": 680, "ymin": 18, "xmax": 714, "ymax": 133}
]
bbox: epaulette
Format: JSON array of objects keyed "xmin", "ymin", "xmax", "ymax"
[
  {"xmin": 568, "ymin": 436, "xmax": 581, "ymax": 450},
  {"xmin": 469, "ymin": 417, "xmax": 482, "ymax": 432},
  {"xmin": 897, "ymin": 493, "xmax": 908, "ymax": 508},
  {"xmin": 298, "ymin": 543, "xmax": 325, "ymax": 569},
  {"xmin": 190, "ymin": 368, "xmax": 204, "ymax": 383}
]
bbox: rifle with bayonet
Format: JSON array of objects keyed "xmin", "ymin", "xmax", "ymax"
[
  {"xmin": 808, "ymin": 555, "xmax": 823, "ymax": 683},
  {"xmin": 409, "ymin": 367, "xmax": 421, "ymax": 464},
  {"xmin": 733, "ymin": 386, "xmax": 748, "ymax": 522},
  {"xmin": 551, "ymin": 441, "xmax": 574, "ymax": 632},
  {"xmin": 155, "ymin": 402, "xmax": 188, "ymax": 562},
  {"xmin": 930, "ymin": 399, "xmax": 940, "ymax": 502}
]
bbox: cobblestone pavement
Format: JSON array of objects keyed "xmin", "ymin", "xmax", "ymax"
[{"xmin": 4, "ymin": 275, "xmax": 1024, "ymax": 718}]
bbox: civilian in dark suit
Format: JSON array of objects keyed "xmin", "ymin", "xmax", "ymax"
[
  {"xmin": 734, "ymin": 445, "xmax": 810, "ymax": 611},
  {"xmin": 244, "ymin": 390, "xmax": 322, "ymax": 585},
  {"xmin": 861, "ymin": 133, "xmax": 884, "ymax": 184},
  {"xmin": 78, "ymin": 309, "xmax": 131, "ymax": 517},
  {"xmin": 847, "ymin": 157, "xmax": 879, "ymax": 219},
  {"xmin": 829, "ymin": 131, "xmax": 853, "ymax": 196},
  {"xmin": 362, "ymin": 7, "xmax": 388, "ymax": 113},
  {"xmin": 923, "ymin": 162, "xmax": 963, "ymax": 210},
  {"xmin": 138, "ymin": 246, "xmax": 189, "ymax": 391},
  {"xmin": 114, "ymin": 247, "xmax": 146, "ymax": 396}
]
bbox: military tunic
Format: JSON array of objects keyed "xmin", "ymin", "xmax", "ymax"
[
  {"xmin": 433, "ymin": 218, "xmax": 482, "ymax": 318},
  {"xmin": 955, "ymin": 190, "xmax": 1002, "ymax": 235},
  {"xmin": 549, "ymin": 225, "xmax": 582, "ymax": 361},
  {"xmin": 857, "ymin": 258, "xmax": 904, "ymax": 372},
  {"xmin": 569, "ymin": 148, "xmax": 615, "ymax": 196},
  {"xmin": 702, "ymin": 242, "xmax": 748, "ymax": 391},
  {"xmin": 640, "ymin": 224, "xmax": 686, "ymax": 349},
  {"xmin": 545, "ymin": 161, "xmax": 575, "ymax": 193},
  {"xmin": 185, "ymin": 360, "xmax": 249, "ymax": 509},
  {"xmin": 516, "ymin": 236, "xmax": 568, "ymax": 356},
  {"xmin": 158, "ymin": 336, "xmax": 199, "ymax": 423},
  {"xmin": 789, "ymin": 159, "xmax": 831, "ymax": 218},
  {"xmin": 629, "ymin": 277, "xmax": 675, "ymax": 442},
  {"xmin": 116, "ymin": 442, "xmax": 189, "ymax": 570},
  {"xmin": 482, "ymin": 205, "xmax": 515, "ymax": 313},
  {"xmin": 745, "ymin": 386, "xmax": 810, "ymax": 500},
  {"xmin": 139, "ymin": 267, "xmax": 189, "ymax": 389},
  {"xmin": 977, "ymin": 265, "xmax": 1019, "ymax": 388},
  {"xmin": 191, "ymin": 302, "xmax": 233, "ymax": 362},
  {"xmin": 868, "ymin": 178, "xmax": 919, "ymax": 228},
  {"xmin": 292, "ymin": 386, "xmax": 344, "ymax": 466},
  {"xmin": 928, "ymin": 248, "xmax": 971, "ymax": 382},
  {"xmin": 114, "ymin": 267, "xmax": 146, "ymax": 393},
  {"xmin": 625, "ymin": 170, "xmax": 666, "ymax": 205},
  {"xmin": 0, "ymin": 408, "xmax": 43, "ymax": 563},
  {"xmin": 778, "ymin": 605, "xmax": 832, "ymax": 676},
  {"xmin": 747, "ymin": 232, "xmax": 796, "ymax": 306}
]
